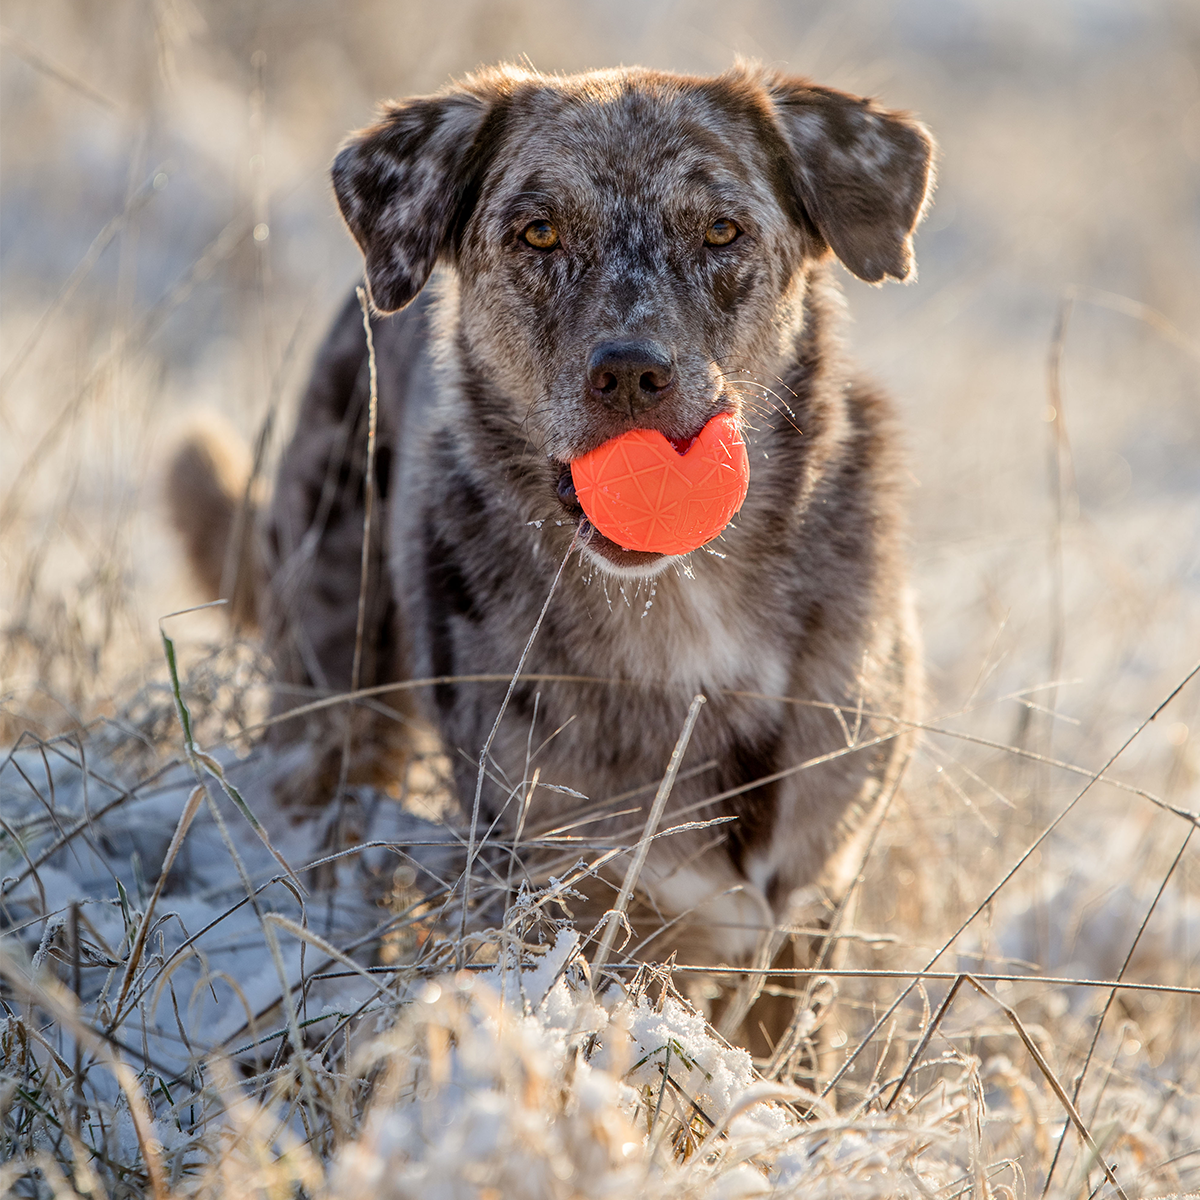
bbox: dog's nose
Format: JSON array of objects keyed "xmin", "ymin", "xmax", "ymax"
[{"xmin": 586, "ymin": 341, "xmax": 675, "ymax": 417}]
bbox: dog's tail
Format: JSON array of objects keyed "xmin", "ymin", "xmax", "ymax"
[{"xmin": 165, "ymin": 414, "xmax": 261, "ymax": 627}]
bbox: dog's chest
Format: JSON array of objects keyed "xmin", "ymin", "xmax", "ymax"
[
  {"xmin": 500, "ymin": 566, "xmax": 794, "ymax": 823},
  {"xmin": 571, "ymin": 567, "xmax": 791, "ymax": 708}
]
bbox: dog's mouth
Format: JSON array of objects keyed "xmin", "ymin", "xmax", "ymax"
[{"xmin": 554, "ymin": 461, "xmax": 667, "ymax": 570}]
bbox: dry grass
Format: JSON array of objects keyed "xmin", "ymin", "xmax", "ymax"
[{"xmin": 3, "ymin": 1, "xmax": 1199, "ymax": 1196}]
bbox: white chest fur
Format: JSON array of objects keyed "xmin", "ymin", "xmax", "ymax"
[{"xmin": 582, "ymin": 564, "xmax": 790, "ymax": 704}]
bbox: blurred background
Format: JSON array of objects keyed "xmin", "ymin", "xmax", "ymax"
[{"xmin": 3, "ymin": 0, "xmax": 1200, "ymax": 1183}]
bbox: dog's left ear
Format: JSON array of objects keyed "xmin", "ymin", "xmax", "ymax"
[
  {"xmin": 768, "ymin": 78, "xmax": 935, "ymax": 284},
  {"xmin": 332, "ymin": 88, "xmax": 502, "ymax": 312}
]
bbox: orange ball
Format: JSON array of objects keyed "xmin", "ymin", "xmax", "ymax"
[{"xmin": 571, "ymin": 412, "xmax": 749, "ymax": 555}]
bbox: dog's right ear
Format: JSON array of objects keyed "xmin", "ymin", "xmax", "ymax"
[{"xmin": 332, "ymin": 91, "xmax": 498, "ymax": 313}]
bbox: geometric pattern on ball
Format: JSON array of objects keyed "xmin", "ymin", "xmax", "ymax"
[{"xmin": 570, "ymin": 412, "xmax": 750, "ymax": 555}]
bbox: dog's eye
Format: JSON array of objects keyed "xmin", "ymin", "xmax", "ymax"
[
  {"xmin": 522, "ymin": 220, "xmax": 560, "ymax": 250},
  {"xmin": 704, "ymin": 218, "xmax": 740, "ymax": 247}
]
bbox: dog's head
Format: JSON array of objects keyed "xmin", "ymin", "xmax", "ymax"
[{"xmin": 333, "ymin": 64, "xmax": 933, "ymax": 573}]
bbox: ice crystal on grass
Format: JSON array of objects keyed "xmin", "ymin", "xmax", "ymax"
[{"xmin": 330, "ymin": 930, "xmax": 969, "ymax": 1200}]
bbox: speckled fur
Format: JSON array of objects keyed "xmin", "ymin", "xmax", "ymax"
[{"xmin": 171, "ymin": 63, "xmax": 933, "ymax": 1006}]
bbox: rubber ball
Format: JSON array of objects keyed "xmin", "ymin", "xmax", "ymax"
[{"xmin": 571, "ymin": 412, "xmax": 749, "ymax": 555}]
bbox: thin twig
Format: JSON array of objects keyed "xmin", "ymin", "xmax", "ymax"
[
  {"xmin": 591, "ymin": 693, "xmax": 706, "ymax": 976},
  {"xmin": 962, "ymin": 975, "xmax": 1129, "ymax": 1200},
  {"xmin": 108, "ymin": 784, "xmax": 205, "ymax": 1026},
  {"xmin": 328, "ymin": 290, "xmax": 381, "ymax": 849},
  {"xmin": 1041, "ymin": 825, "xmax": 1195, "ymax": 1197},
  {"xmin": 769, "ymin": 748, "xmax": 914, "ymax": 1079},
  {"xmin": 0, "ymin": 168, "xmax": 167, "ymax": 407},
  {"xmin": 885, "ymin": 975, "xmax": 967, "ymax": 1110},
  {"xmin": 1072, "ymin": 285, "xmax": 1200, "ymax": 363},
  {"xmin": 459, "ymin": 535, "xmax": 578, "ymax": 951},
  {"xmin": 0, "ymin": 25, "xmax": 122, "ymax": 111},
  {"xmin": 1044, "ymin": 291, "xmax": 1076, "ymax": 758},
  {"xmin": 657, "ymin": 967, "xmax": 1200, "ymax": 996},
  {"xmin": 819, "ymin": 656, "xmax": 1200, "ymax": 1099}
]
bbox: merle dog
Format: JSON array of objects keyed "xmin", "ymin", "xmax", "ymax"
[{"xmin": 169, "ymin": 62, "xmax": 934, "ymax": 1053}]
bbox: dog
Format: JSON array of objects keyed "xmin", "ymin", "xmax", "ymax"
[{"xmin": 169, "ymin": 62, "xmax": 933, "ymax": 1057}]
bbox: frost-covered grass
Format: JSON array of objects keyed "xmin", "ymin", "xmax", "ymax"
[
  {"xmin": 4, "ymin": 2, "xmax": 1200, "ymax": 1196},
  {"xmin": 3, "ymin": 607, "xmax": 1198, "ymax": 1197}
]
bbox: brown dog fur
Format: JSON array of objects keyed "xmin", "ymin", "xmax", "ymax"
[{"xmin": 169, "ymin": 62, "xmax": 933, "ymax": 1057}]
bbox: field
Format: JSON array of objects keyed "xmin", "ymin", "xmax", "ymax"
[{"xmin": 3, "ymin": 1, "xmax": 1199, "ymax": 1196}]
